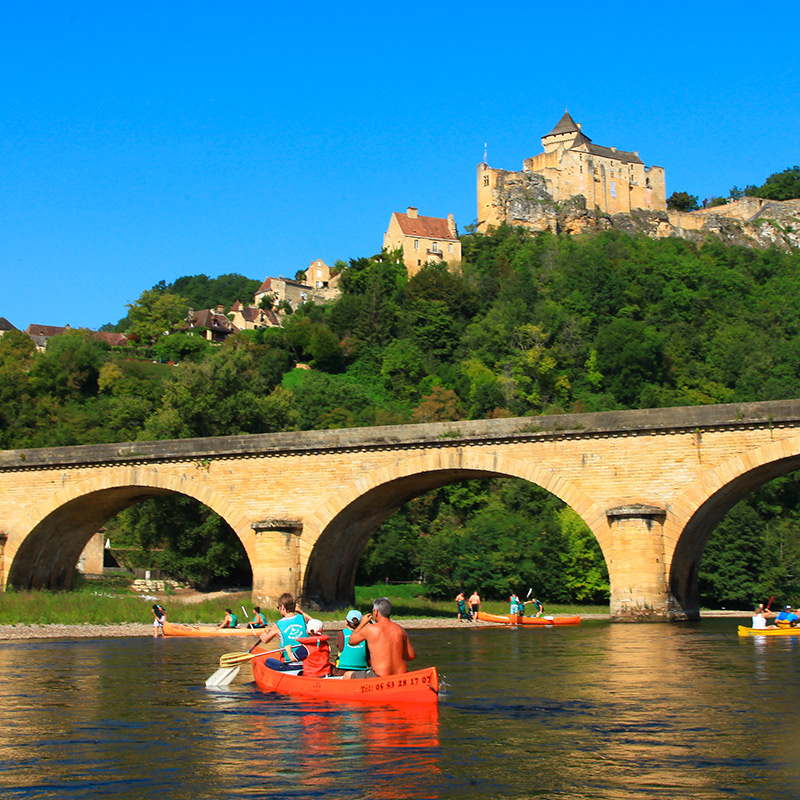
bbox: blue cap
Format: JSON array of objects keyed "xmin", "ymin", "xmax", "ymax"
[{"xmin": 346, "ymin": 610, "xmax": 362, "ymax": 624}]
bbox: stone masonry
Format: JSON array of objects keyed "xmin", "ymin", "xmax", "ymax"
[{"xmin": 2, "ymin": 399, "xmax": 800, "ymax": 621}]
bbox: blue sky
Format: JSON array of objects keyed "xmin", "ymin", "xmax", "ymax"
[{"xmin": 2, "ymin": 2, "xmax": 798, "ymax": 330}]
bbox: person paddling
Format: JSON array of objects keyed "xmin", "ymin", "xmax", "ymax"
[
  {"xmin": 217, "ymin": 608, "xmax": 238, "ymax": 629},
  {"xmin": 259, "ymin": 592, "xmax": 311, "ymax": 665},
  {"xmin": 248, "ymin": 606, "xmax": 267, "ymax": 629}
]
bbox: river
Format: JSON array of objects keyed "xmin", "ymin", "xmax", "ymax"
[{"xmin": 0, "ymin": 619, "xmax": 798, "ymax": 799}]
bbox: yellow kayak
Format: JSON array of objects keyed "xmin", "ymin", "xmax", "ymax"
[{"xmin": 737, "ymin": 625, "xmax": 800, "ymax": 637}]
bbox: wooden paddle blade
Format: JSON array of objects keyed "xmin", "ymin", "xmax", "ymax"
[
  {"xmin": 206, "ymin": 666, "xmax": 240, "ymax": 687},
  {"xmin": 219, "ymin": 651, "xmax": 251, "ymax": 667}
]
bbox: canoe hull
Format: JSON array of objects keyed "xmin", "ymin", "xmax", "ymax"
[
  {"xmin": 163, "ymin": 621, "xmax": 261, "ymax": 637},
  {"xmin": 476, "ymin": 611, "xmax": 581, "ymax": 626},
  {"xmin": 252, "ymin": 657, "xmax": 439, "ymax": 704},
  {"xmin": 738, "ymin": 625, "xmax": 800, "ymax": 637}
]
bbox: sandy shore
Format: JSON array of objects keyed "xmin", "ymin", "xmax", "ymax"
[{"xmin": 0, "ymin": 611, "xmax": 750, "ymax": 640}]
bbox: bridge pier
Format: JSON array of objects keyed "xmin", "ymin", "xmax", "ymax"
[
  {"xmin": 250, "ymin": 519, "xmax": 302, "ymax": 607},
  {"xmin": 607, "ymin": 505, "xmax": 672, "ymax": 621}
]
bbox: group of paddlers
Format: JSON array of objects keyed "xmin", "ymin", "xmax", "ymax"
[
  {"xmin": 752, "ymin": 603, "xmax": 799, "ymax": 629},
  {"xmin": 253, "ymin": 592, "xmax": 416, "ymax": 679}
]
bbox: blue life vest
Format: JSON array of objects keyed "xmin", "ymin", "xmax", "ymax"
[
  {"xmin": 337, "ymin": 627, "xmax": 369, "ymax": 670},
  {"xmin": 229, "ymin": 613, "xmax": 238, "ymax": 628},
  {"xmin": 276, "ymin": 614, "xmax": 308, "ymax": 657},
  {"xmin": 253, "ymin": 612, "xmax": 266, "ymax": 627}
]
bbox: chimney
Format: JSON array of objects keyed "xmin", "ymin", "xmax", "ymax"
[
  {"xmin": 407, "ymin": 206, "xmax": 418, "ymax": 219},
  {"xmin": 611, "ymin": 147, "xmax": 616, "ymax": 153},
  {"xmin": 447, "ymin": 213, "xmax": 457, "ymax": 237},
  {"xmin": 217, "ymin": 304, "xmax": 225, "ymax": 314},
  {"xmin": 577, "ymin": 122, "xmax": 582, "ymax": 131}
]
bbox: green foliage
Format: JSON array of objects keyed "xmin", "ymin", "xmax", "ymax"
[
  {"xmin": 743, "ymin": 166, "xmax": 800, "ymax": 202},
  {"xmin": 667, "ymin": 191, "xmax": 700, "ymax": 211},
  {"xmin": 169, "ymin": 273, "xmax": 261, "ymax": 311},
  {"xmin": 114, "ymin": 495, "xmax": 251, "ymax": 589},
  {"xmin": 125, "ymin": 284, "xmax": 190, "ymax": 344}
]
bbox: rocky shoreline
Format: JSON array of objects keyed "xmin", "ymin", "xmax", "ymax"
[{"xmin": 0, "ymin": 611, "xmax": 750, "ymax": 640}]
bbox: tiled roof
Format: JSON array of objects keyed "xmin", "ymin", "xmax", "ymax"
[
  {"xmin": 572, "ymin": 138, "xmax": 643, "ymax": 164},
  {"xmin": 393, "ymin": 212, "xmax": 458, "ymax": 240},
  {"xmin": 544, "ymin": 111, "xmax": 582, "ymax": 138},
  {"xmin": 0, "ymin": 317, "xmax": 17, "ymax": 331},
  {"xmin": 185, "ymin": 309, "xmax": 239, "ymax": 332},
  {"xmin": 26, "ymin": 324, "xmax": 67, "ymax": 337}
]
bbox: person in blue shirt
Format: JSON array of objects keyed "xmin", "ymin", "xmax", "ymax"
[
  {"xmin": 259, "ymin": 592, "xmax": 312, "ymax": 667},
  {"xmin": 248, "ymin": 606, "xmax": 267, "ymax": 629},
  {"xmin": 775, "ymin": 605, "xmax": 799, "ymax": 627}
]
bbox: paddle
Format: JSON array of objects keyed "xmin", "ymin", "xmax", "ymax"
[
  {"xmin": 219, "ymin": 646, "xmax": 284, "ymax": 668},
  {"xmin": 206, "ymin": 639, "xmax": 274, "ymax": 688},
  {"xmin": 241, "ymin": 605, "xmax": 249, "ymax": 620},
  {"xmin": 765, "ymin": 595, "xmax": 776, "ymax": 611}
]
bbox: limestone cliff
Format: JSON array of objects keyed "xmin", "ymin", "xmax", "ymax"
[{"xmin": 488, "ymin": 180, "xmax": 800, "ymax": 251}]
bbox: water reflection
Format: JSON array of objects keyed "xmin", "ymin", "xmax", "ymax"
[{"xmin": 0, "ymin": 623, "xmax": 799, "ymax": 799}]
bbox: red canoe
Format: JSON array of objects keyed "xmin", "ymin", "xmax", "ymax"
[
  {"xmin": 251, "ymin": 656, "xmax": 440, "ymax": 704},
  {"xmin": 476, "ymin": 611, "xmax": 581, "ymax": 626}
]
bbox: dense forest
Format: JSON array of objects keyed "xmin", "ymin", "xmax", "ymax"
[{"xmin": 3, "ymin": 223, "xmax": 800, "ymax": 606}]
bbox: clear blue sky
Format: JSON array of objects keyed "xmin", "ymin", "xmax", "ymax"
[{"xmin": 2, "ymin": 2, "xmax": 798, "ymax": 330}]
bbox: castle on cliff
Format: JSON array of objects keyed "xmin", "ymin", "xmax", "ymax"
[{"xmin": 477, "ymin": 112, "xmax": 666, "ymax": 232}]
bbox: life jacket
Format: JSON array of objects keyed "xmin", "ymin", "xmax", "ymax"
[
  {"xmin": 229, "ymin": 613, "xmax": 238, "ymax": 628},
  {"xmin": 253, "ymin": 612, "xmax": 266, "ymax": 627},
  {"xmin": 337, "ymin": 627, "xmax": 369, "ymax": 670},
  {"xmin": 296, "ymin": 635, "xmax": 332, "ymax": 678},
  {"xmin": 277, "ymin": 614, "xmax": 309, "ymax": 657}
]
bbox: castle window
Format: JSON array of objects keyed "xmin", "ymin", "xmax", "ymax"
[
  {"xmin": 432, "ymin": 242, "xmax": 438, "ymax": 252},
  {"xmin": 414, "ymin": 239, "xmax": 419, "ymax": 250},
  {"xmin": 449, "ymin": 243, "xmax": 453, "ymax": 253},
  {"xmin": 611, "ymin": 180, "xmax": 616, "ymax": 198},
  {"xmin": 483, "ymin": 175, "xmax": 490, "ymax": 186}
]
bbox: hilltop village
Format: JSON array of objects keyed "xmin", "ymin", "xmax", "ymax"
[{"xmin": 4, "ymin": 111, "xmax": 800, "ymax": 344}]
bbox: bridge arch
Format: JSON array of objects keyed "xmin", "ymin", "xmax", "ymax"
[
  {"xmin": 6, "ymin": 466, "xmax": 255, "ymax": 590},
  {"xmin": 668, "ymin": 434, "xmax": 800, "ymax": 616},
  {"xmin": 300, "ymin": 450, "xmax": 607, "ymax": 608}
]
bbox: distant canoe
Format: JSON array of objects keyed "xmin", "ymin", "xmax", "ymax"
[
  {"xmin": 737, "ymin": 625, "xmax": 800, "ymax": 637},
  {"xmin": 476, "ymin": 611, "xmax": 581, "ymax": 626},
  {"xmin": 163, "ymin": 621, "xmax": 260, "ymax": 637}
]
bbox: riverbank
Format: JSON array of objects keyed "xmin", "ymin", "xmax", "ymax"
[{"xmin": 0, "ymin": 611, "xmax": 751, "ymax": 640}]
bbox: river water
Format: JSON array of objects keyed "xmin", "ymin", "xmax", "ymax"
[{"xmin": 0, "ymin": 619, "xmax": 798, "ymax": 799}]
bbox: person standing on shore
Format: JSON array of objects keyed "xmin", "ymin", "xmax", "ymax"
[
  {"xmin": 468, "ymin": 590, "xmax": 481, "ymax": 620},
  {"xmin": 152, "ymin": 604, "xmax": 166, "ymax": 637}
]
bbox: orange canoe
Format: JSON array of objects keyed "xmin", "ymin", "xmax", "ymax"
[
  {"xmin": 476, "ymin": 611, "xmax": 581, "ymax": 626},
  {"xmin": 251, "ymin": 656, "xmax": 440, "ymax": 704},
  {"xmin": 163, "ymin": 621, "xmax": 262, "ymax": 637}
]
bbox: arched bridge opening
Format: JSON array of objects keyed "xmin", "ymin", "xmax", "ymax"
[
  {"xmin": 670, "ymin": 452, "xmax": 800, "ymax": 617},
  {"xmin": 7, "ymin": 484, "xmax": 251, "ymax": 591},
  {"xmin": 302, "ymin": 467, "xmax": 607, "ymax": 609}
]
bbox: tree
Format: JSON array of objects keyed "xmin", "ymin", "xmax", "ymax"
[
  {"xmin": 666, "ymin": 191, "xmax": 700, "ymax": 211},
  {"xmin": 745, "ymin": 166, "xmax": 800, "ymax": 201},
  {"xmin": 125, "ymin": 285, "xmax": 190, "ymax": 344}
]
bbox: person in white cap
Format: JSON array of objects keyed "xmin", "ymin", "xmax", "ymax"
[{"xmin": 336, "ymin": 610, "xmax": 370, "ymax": 671}]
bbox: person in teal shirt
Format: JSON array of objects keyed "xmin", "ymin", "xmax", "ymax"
[
  {"xmin": 248, "ymin": 606, "xmax": 267, "ymax": 629},
  {"xmin": 336, "ymin": 609, "xmax": 370, "ymax": 670},
  {"xmin": 217, "ymin": 608, "xmax": 238, "ymax": 628},
  {"xmin": 259, "ymin": 592, "xmax": 311, "ymax": 664}
]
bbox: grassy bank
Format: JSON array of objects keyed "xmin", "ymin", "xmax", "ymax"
[{"xmin": 0, "ymin": 579, "xmax": 609, "ymax": 625}]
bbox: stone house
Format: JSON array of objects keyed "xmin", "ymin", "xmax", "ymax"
[
  {"xmin": 383, "ymin": 207, "xmax": 462, "ymax": 276},
  {"xmin": 229, "ymin": 301, "xmax": 281, "ymax": 330},
  {"xmin": 477, "ymin": 111, "xmax": 666, "ymax": 232},
  {"xmin": 184, "ymin": 307, "xmax": 239, "ymax": 343},
  {"xmin": 0, "ymin": 317, "xmax": 18, "ymax": 338}
]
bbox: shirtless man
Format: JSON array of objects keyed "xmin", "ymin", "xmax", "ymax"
[{"xmin": 345, "ymin": 597, "xmax": 415, "ymax": 678}]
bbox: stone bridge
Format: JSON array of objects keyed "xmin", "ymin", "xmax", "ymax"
[{"xmin": 2, "ymin": 398, "xmax": 800, "ymax": 621}]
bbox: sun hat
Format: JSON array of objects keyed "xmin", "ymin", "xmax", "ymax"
[
  {"xmin": 306, "ymin": 618, "xmax": 323, "ymax": 634},
  {"xmin": 346, "ymin": 610, "xmax": 362, "ymax": 624}
]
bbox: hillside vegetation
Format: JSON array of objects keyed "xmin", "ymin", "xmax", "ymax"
[{"xmin": 3, "ymin": 228, "xmax": 800, "ymax": 606}]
